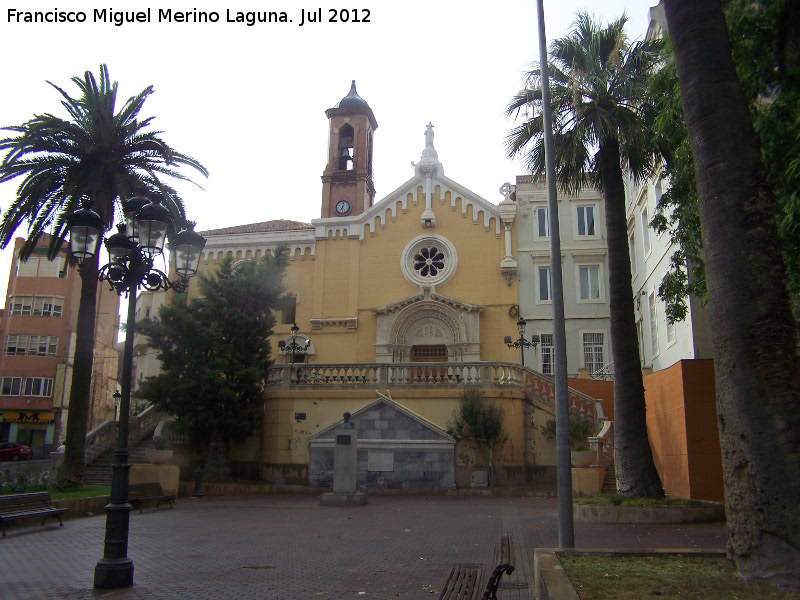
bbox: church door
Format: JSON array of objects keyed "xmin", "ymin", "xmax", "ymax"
[{"xmin": 410, "ymin": 345, "xmax": 448, "ymax": 381}]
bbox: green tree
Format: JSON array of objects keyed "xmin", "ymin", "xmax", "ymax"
[
  {"xmin": 664, "ymin": 0, "xmax": 800, "ymax": 587},
  {"xmin": 136, "ymin": 253, "xmax": 288, "ymax": 449},
  {"xmin": 0, "ymin": 64, "xmax": 207, "ymax": 485},
  {"xmin": 650, "ymin": 1, "xmax": 800, "ymax": 320},
  {"xmin": 506, "ymin": 13, "xmax": 664, "ymax": 497},
  {"xmin": 446, "ymin": 387, "xmax": 507, "ymax": 487}
]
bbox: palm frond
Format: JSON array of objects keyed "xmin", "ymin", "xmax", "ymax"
[{"xmin": 0, "ymin": 63, "xmax": 208, "ymax": 252}]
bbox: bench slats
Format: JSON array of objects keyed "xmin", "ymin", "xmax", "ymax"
[
  {"xmin": 128, "ymin": 482, "xmax": 175, "ymax": 513},
  {"xmin": 438, "ymin": 565, "xmax": 484, "ymax": 600},
  {"xmin": 0, "ymin": 492, "xmax": 66, "ymax": 536}
]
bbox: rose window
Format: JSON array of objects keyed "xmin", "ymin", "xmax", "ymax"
[
  {"xmin": 401, "ymin": 235, "xmax": 458, "ymax": 288},
  {"xmin": 414, "ymin": 246, "xmax": 445, "ymax": 277}
]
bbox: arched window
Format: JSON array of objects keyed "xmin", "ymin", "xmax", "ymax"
[{"xmin": 338, "ymin": 124, "xmax": 354, "ymax": 170}]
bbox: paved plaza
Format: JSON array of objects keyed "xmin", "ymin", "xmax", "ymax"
[{"xmin": 0, "ymin": 494, "xmax": 726, "ymax": 600}]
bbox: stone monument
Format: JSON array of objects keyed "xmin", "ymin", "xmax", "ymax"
[{"xmin": 320, "ymin": 412, "xmax": 367, "ymax": 506}]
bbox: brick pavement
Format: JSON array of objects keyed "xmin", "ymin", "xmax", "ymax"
[{"xmin": 0, "ymin": 495, "xmax": 726, "ymax": 600}]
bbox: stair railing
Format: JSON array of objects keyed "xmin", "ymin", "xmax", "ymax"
[
  {"xmin": 83, "ymin": 404, "xmax": 163, "ymax": 466},
  {"xmin": 589, "ymin": 419, "xmax": 614, "ymax": 469}
]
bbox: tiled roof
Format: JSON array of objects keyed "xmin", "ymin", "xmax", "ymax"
[{"xmin": 201, "ymin": 220, "xmax": 313, "ymax": 235}]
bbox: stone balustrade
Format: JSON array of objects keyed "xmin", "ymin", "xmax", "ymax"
[
  {"xmin": 266, "ymin": 362, "xmax": 605, "ymax": 422},
  {"xmin": 82, "ymin": 404, "xmax": 163, "ymax": 464}
]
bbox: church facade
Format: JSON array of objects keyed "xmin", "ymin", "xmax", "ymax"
[{"xmin": 195, "ymin": 83, "xmax": 604, "ymax": 487}]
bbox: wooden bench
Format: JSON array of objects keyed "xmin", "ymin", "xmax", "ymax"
[
  {"xmin": 0, "ymin": 492, "xmax": 66, "ymax": 537},
  {"xmin": 128, "ymin": 482, "xmax": 175, "ymax": 513},
  {"xmin": 438, "ymin": 536, "xmax": 516, "ymax": 600}
]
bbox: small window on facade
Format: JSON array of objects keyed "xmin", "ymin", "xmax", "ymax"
[
  {"xmin": 10, "ymin": 296, "xmax": 33, "ymax": 316},
  {"xmin": 36, "ymin": 257, "xmax": 62, "ymax": 278},
  {"xmin": 649, "ymin": 293, "xmax": 659, "ymax": 356},
  {"xmin": 32, "ymin": 295, "xmax": 64, "ymax": 317},
  {"xmin": 0, "ymin": 377, "xmax": 22, "ymax": 395},
  {"xmin": 629, "ymin": 232, "xmax": 637, "ymax": 276},
  {"xmin": 24, "ymin": 377, "xmax": 53, "ymax": 397},
  {"xmin": 540, "ymin": 333, "xmax": 554, "ymax": 375},
  {"xmin": 281, "ymin": 296, "xmax": 297, "ymax": 325},
  {"xmin": 537, "ymin": 207, "xmax": 549, "ymax": 238},
  {"xmin": 666, "ymin": 317, "xmax": 676, "ymax": 345},
  {"xmin": 538, "ymin": 266, "xmax": 552, "ymax": 301},
  {"xmin": 26, "ymin": 335, "xmax": 58, "ymax": 357},
  {"xmin": 577, "ymin": 205, "xmax": 596, "ymax": 236},
  {"xmin": 583, "ymin": 332, "xmax": 605, "ymax": 374},
  {"xmin": 579, "ymin": 265, "xmax": 601, "ymax": 300},
  {"xmin": 641, "ymin": 207, "xmax": 651, "ymax": 255},
  {"xmin": 5, "ymin": 335, "xmax": 28, "ymax": 355}
]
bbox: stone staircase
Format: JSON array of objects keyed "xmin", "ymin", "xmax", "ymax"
[
  {"xmin": 601, "ymin": 463, "xmax": 617, "ymax": 494},
  {"xmin": 82, "ymin": 438, "xmax": 155, "ymax": 487}
]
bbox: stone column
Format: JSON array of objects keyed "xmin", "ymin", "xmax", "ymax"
[{"xmin": 321, "ymin": 412, "xmax": 367, "ymax": 506}]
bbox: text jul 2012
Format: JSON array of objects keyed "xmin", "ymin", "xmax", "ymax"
[{"xmin": 6, "ymin": 8, "xmax": 373, "ymax": 27}]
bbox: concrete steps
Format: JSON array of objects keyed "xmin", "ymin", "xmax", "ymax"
[
  {"xmin": 601, "ymin": 463, "xmax": 616, "ymax": 494},
  {"xmin": 83, "ymin": 438, "xmax": 154, "ymax": 487}
]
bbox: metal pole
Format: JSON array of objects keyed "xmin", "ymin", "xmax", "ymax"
[
  {"xmin": 537, "ymin": 0, "xmax": 574, "ymax": 547},
  {"xmin": 94, "ymin": 284, "xmax": 137, "ymax": 587},
  {"xmin": 519, "ymin": 333, "xmax": 525, "ymax": 367}
]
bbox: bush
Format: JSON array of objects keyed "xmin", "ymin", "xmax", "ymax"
[
  {"xmin": 540, "ymin": 410, "xmax": 597, "ymax": 451},
  {"xmin": 0, "ymin": 467, "xmax": 50, "ymax": 494}
]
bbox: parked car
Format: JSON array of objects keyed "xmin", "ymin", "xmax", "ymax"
[{"xmin": 0, "ymin": 441, "xmax": 33, "ymax": 461}]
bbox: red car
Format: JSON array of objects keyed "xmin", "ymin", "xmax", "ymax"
[{"xmin": 0, "ymin": 441, "xmax": 33, "ymax": 461}]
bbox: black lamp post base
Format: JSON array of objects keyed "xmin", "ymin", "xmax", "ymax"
[{"xmin": 94, "ymin": 557, "xmax": 134, "ymax": 589}]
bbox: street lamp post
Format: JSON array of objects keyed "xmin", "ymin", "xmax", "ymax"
[
  {"xmin": 69, "ymin": 196, "xmax": 206, "ymax": 590},
  {"xmin": 112, "ymin": 390, "xmax": 121, "ymax": 422},
  {"xmin": 503, "ymin": 317, "xmax": 540, "ymax": 367},
  {"xmin": 278, "ymin": 322, "xmax": 310, "ymax": 381}
]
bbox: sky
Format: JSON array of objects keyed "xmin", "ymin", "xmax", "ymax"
[{"xmin": 0, "ymin": 0, "xmax": 654, "ymax": 305}]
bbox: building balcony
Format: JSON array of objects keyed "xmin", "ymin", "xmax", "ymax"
[{"xmin": 265, "ymin": 361, "xmax": 605, "ymax": 420}]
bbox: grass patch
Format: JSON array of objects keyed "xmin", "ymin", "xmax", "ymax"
[
  {"xmin": 574, "ymin": 494, "xmax": 713, "ymax": 507},
  {"xmin": 559, "ymin": 554, "xmax": 797, "ymax": 600},
  {"xmin": 49, "ymin": 486, "xmax": 110, "ymax": 500}
]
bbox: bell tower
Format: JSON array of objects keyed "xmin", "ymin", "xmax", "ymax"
[{"xmin": 321, "ymin": 81, "xmax": 378, "ymax": 218}]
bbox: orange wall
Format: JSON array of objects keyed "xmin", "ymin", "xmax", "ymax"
[
  {"xmin": 643, "ymin": 359, "xmax": 723, "ymax": 502},
  {"xmin": 567, "ymin": 378, "xmax": 615, "ymax": 421}
]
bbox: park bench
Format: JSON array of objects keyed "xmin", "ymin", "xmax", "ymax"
[
  {"xmin": 128, "ymin": 482, "xmax": 175, "ymax": 513},
  {"xmin": 437, "ymin": 535, "xmax": 516, "ymax": 600},
  {"xmin": 0, "ymin": 491, "xmax": 66, "ymax": 537}
]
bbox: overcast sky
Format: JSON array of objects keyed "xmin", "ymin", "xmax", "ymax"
[{"xmin": 0, "ymin": 0, "xmax": 653, "ymax": 303}]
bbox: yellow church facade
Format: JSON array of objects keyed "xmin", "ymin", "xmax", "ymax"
[{"xmin": 195, "ymin": 83, "xmax": 602, "ymax": 488}]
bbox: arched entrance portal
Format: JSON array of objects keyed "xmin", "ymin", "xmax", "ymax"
[{"xmin": 373, "ymin": 291, "xmax": 483, "ymax": 363}]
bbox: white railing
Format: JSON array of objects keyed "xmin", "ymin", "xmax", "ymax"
[
  {"xmin": 589, "ymin": 419, "xmax": 614, "ymax": 468},
  {"xmin": 83, "ymin": 404, "xmax": 163, "ymax": 464},
  {"xmin": 266, "ymin": 362, "xmax": 605, "ymax": 421},
  {"xmin": 590, "ymin": 361, "xmax": 614, "ymax": 381}
]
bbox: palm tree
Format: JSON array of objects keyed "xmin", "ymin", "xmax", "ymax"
[
  {"xmin": 506, "ymin": 13, "xmax": 664, "ymax": 497},
  {"xmin": 0, "ymin": 64, "xmax": 208, "ymax": 484},
  {"xmin": 663, "ymin": 0, "xmax": 800, "ymax": 587}
]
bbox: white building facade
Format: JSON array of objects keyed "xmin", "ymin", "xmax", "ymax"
[
  {"xmin": 624, "ymin": 170, "xmax": 713, "ymax": 371},
  {"xmin": 514, "ymin": 177, "xmax": 612, "ymax": 377}
]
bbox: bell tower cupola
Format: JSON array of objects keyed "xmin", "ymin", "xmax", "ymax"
[{"xmin": 321, "ymin": 81, "xmax": 378, "ymax": 218}]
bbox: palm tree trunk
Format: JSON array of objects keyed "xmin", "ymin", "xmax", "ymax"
[
  {"xmin": 58, "ymin": 253, "xmax": 100, "ymax": 486},
  {"xmin": 664, "ymin": 0, "xmax": 800, "ymax": 586},
  {"xmin": 597, "ymin": 139, "xmax": 664, "ymax": 498}
]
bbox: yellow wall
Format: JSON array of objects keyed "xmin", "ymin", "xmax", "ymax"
[
  {"xmin": 266, "ymin": 187, "xmax": 518, "ymax": 365},
  {"xmin": 194, "ymin": 174, "xmax": 530, "ymax": 485}
]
